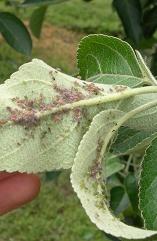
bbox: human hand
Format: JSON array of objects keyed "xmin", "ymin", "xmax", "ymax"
[{"xmin": 0, "ymin": 172, "xmax": 40, "ymax": 215}]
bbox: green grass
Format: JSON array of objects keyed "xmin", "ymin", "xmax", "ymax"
[
  {"xmin": 0, "ymin": 172, "xmax": 110, "ymax": 241},
  {"xmin": 46, "ymin": 0, "xmax": 121, "ymax": 34}
]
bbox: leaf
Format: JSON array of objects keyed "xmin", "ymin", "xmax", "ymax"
[
  {"xmin": 110, "ymin": 186, "xmax": 128, "ymax": 215},
  {"xmin": 77, "ymin": 35, "xmax": 157, "ymax": 131},
  {"xmin": 88, "ymin": 74, "xmax": 143, "ymax": 88},
  {"xmin": 113, "ymin": 0, "xmax": 143, "ymax": 46},
  {"xmin": 30, "ymin": 6, "xmax": 47, "ymax": 38},
  {"xmin": 0, "ymin": 12, "xmax": 32, "ymax": 55},
  {"xmin": 139, "ymin": 137, "xmax": 157, "ymax": 230},
  {"xmin": 135, "ymin": 51, "xmax": 157, "ymax": 85},
  {"xmin": 21, "ymin": 0, "xmax": 67, "ymax": 7},
  {"xmin": 125, "ymin": 173, "xmax": 139, "ymax": 213},
  {"xmin": 140, "ymin": 0, "xmax": 154, "ymax": 8},
  {"xmin": 103, "ymin": 154, "xmax": 124, "ymax": 178},
  {"xmin": 107, "ymin": 175, "xmax": 122, "ymax": 190},
  {"xmin": 71, "ymin": 109, "xmax": 157, "ymax": 240},
  {"xmin": 112, "ymin": 126, "xmax": 157, "ymax": 155},
  {"xmin": 119, "ymin": 92, "xmax": 157, "ymax": 131},
  {"xmin": 151, "ymin": 50, "xmax": 157, "ymax": 77},
  {"xmin": 45, "ymin": 170, "xmax": 61, "ymax": 181},
  {"xmin": 143, "ymin": 5, "xmax": 157, "ymax": 37},
  {"xmin": 77, "ymin": 34, "xmax": 145, "ymax": 86}
]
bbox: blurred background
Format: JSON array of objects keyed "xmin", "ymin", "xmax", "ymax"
[{"xmin": 0, "ymin": 0, "xmax": 156, "ymax": 240}]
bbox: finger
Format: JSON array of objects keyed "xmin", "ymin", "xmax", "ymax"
[
  {"xmin": 0, "ymin": 173, "xmax": 40, "ymax": 215},
  {"xmin": 0, "ymin": 172, "xmax": 17, "ymax": 181}
]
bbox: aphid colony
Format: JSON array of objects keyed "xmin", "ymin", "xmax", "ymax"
[{"xmin": 2, "ymin": 81, "xmax": 102, "ymax": 128}]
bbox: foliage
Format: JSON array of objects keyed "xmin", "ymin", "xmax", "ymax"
[
  {"xmin": 112, "ymin": 0, "xmax": 157, "ymax": 47},
  {"xmin": 112, "ymin": 0, "xmax": 157, "ymax": 76},
  {"xmin": 2, "ymin": 34, "xmax": 157, "ymax": 239}
]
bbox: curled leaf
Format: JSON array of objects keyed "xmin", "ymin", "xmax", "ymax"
[{"xmin": 71, "ymin": 110, "xmax": 157, "ymax": 240}]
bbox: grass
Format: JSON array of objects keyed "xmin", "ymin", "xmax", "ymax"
[
  {"xmin": 0, "ymin": 172, "xmax": 111, "ymax": 241},
  {"xmin": 46, "ymin": 0, "xmax": 121, "ymax": 34},
  {"xmin": 0, "ymin": 1, "xmax": 121, "ymax": 240}
]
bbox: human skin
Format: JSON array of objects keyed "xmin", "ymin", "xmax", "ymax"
[{"xmin": 0, "ymin": 172, "xmax": 40, "ymax": 215}]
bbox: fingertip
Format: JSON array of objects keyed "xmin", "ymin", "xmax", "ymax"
[
  {"xmin": 21, "ymin": 173, "xmax": 41, "ymax": 201},
  {"xmin": 0, "ymin": 173, "xmax": 41, "ymax": 215}
]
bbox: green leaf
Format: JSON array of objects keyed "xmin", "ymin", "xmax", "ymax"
[
  {"xmin": 151, "ymin": 49, "xmax": 157, "ymax": 77},
  {"xmin": 139, "ymin": 137, "xmax": 157, "ymax": 230},
  {"xmin": 103, "ymin": 154, "xmax": 124, "ymax": 178},
  {"xmin": 119, "ymin": 91, "xmax": 157, "ymax": 131},
  {"xmin": 125, "ymin": 173, "xmax": 139, "ymax": 213},
  {"xmin": 143, "ymin": 6, "xmax": 157, "ymax": 37},
  {"xmin": 45, "ymin": 170, "xmax": 61, "ymax": 181},
  {"xmin": 135, "ymin": 51, "xmax": 157, "ymax": 85},
  {"xmin": 88, "ymin": 74, "xmax": 143, "ymax": 88},
  {"xmin": 110, "ymin": 186, "xmax": 128, "ymax": 215},
  {"xmin": 30, "ymin": 6, "xmax": 47, "ymax": 38},
  {"xmin": 140, "ymin": 0, "xmax": 154, "ymax": 8},
  {"xmin": 77, "ymin": 34, "xmax": 145, "ymax": 86},
  {"xmin": 0, "ymin": 12, "xmax": 32, "ymax": 55},
  {"xmin": 71, "ymin": 109, "xmax": 157, "ymax": 239},
  {"xmin": 112, "ymin": 126, "xmax": 157, "ymax": 155},
  {"xmin": 107, "ymin": 174, "xmax": 122, "ymax": 188},
  {"xmin": 113, "ymin": 0, "xmax": 143, "ymax": 46}
]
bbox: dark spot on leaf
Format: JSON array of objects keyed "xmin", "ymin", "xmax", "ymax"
[{"xmin": 49, "ymin": 70, "xmax": 55, "ymax": 80}]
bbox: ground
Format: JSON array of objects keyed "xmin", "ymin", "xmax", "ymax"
[{"xmin": 0, "ymin": 0, "xmax": 121, "ymax": 240}]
